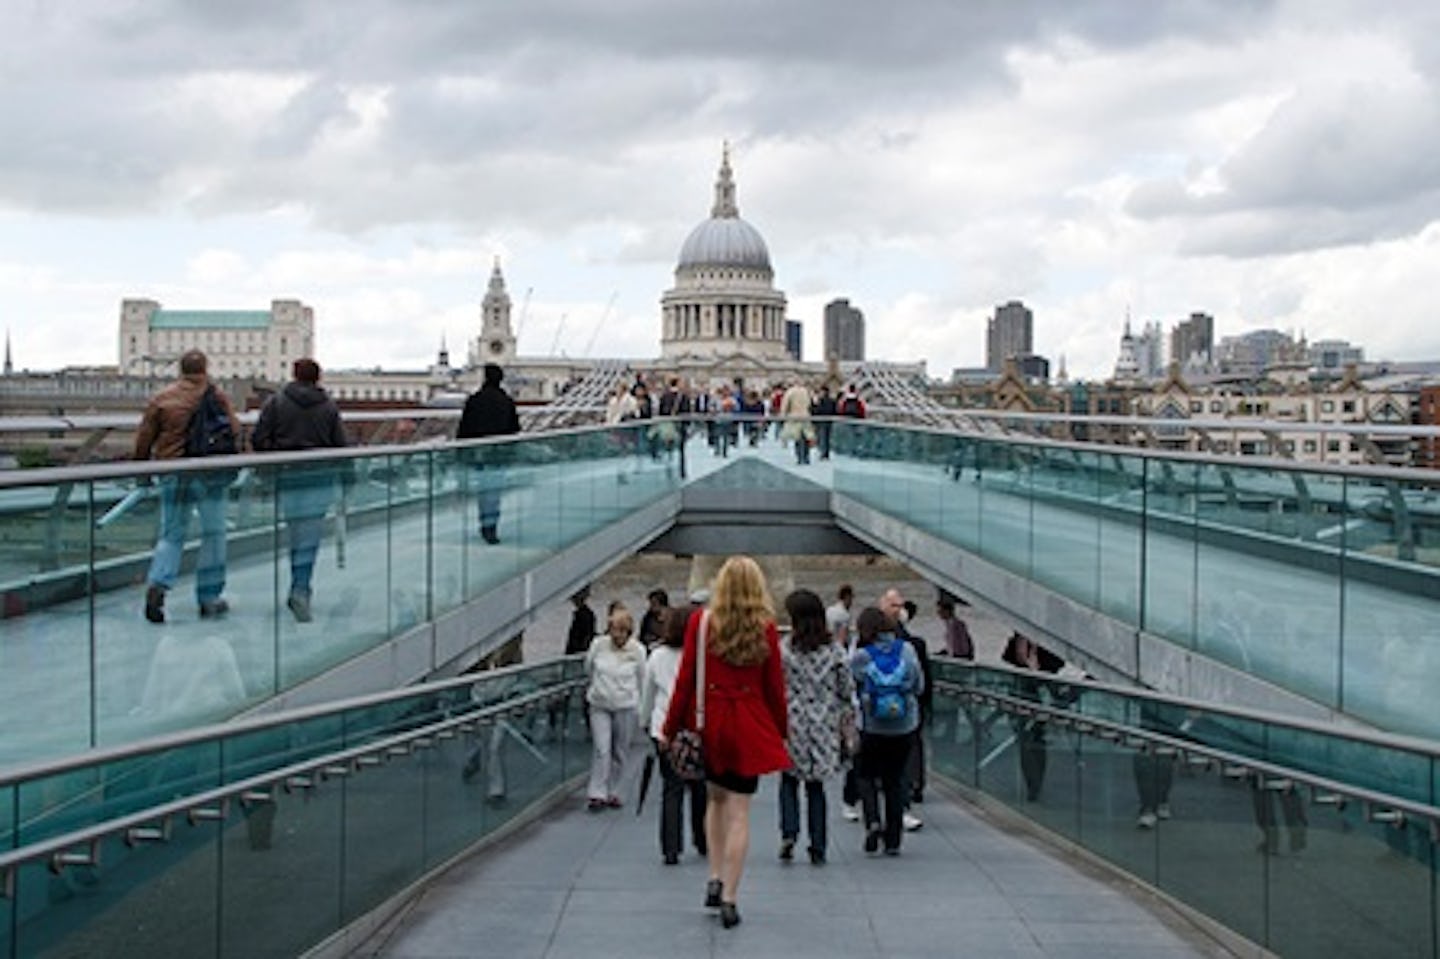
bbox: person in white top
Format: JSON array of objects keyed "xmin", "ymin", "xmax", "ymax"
[
  {"xmin": 585, "ymin": 606, "xmax": 647, "ymax": 811},
  {"xmin": 604, "ymin": 382, "xmax": 639, "ymax": 425},
  {"xmin": 640, "ymin": 606, "xmax": 708, "ymax": 864}
]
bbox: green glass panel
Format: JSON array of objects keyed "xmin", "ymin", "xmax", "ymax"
[
  {"xmin": 340, "ymin": 753, "xmax": 425, "ymax": 924},
  {"xmin": 0, "ymin": 480, "xmax": 95, "ymax": 765},
  {"xmin": 1265, "ymin": 798, "xmax": 1430, "ymax": 959},
  {"xmin": 1142, "ymin": 458, "xmax": 1198, "ymax": 647},
  {"xmin": 219, "ymin": 784, "xmax": 342, "ymax": 958},
  {"xmin": 14, "ymin": 824, "xmax": 219, "ymax": 957}
]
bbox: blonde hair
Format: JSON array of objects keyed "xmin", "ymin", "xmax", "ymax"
[
  {"xmin": 708, "ymin": 556, "xmax": 773, "ymax": 666},
  {"xmin": 608, "ymin": 608, "xmax": 634, "ymax": 637}
]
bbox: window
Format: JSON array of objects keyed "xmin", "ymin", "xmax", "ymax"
[
  {"xmin": 1322, "ymin": 400, "xmax": 1334, "ymax": 413},
  {"xmin": 1302, "ymin": 440, "xmax": 1317, "ymax": 453},
  {"xmin": 1210, "ymin": 400, "xmax": 1222, "ymax": 413},
  {"xmin": 1190, "ymin": 401, "xmax": 1203, "ymax": 413},
  {"xmin": 1327, "ymin": 440, "xmax": 1341, "ymax": 453},
  {"xmin": 1342, "ymin": 401, "xmax": 1355, "ymax": 413}
]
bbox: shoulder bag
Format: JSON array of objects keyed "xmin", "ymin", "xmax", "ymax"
[{"xmin": 667, "ymin": 612, "xmax": 708, "ymax": 780}]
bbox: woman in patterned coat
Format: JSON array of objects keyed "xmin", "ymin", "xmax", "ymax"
[{"xmin": 777, "ymin": 588, "xmax": 856, "ymax": 865}]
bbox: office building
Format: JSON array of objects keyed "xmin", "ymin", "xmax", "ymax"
[
  {"xmin": 986, "ymin": 301, "xmax": 1033, "ymax": 372},
  {"xmin": 823, "ymin": 298, "xmax": 865, "ymax": 361}
]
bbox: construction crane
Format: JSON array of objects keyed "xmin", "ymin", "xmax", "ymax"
[
  {"xmin": 583, "ymin": 292, "xmax": 619, "ymax": 357},
  {"xmin": 514, "ymin": 287, "xmax": 533, "ymax": 343}
]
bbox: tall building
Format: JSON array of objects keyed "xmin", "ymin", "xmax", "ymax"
[
  {"xmin": 1170, "ymin": 312, "xmax": 1214, "ymax": 372},
  {"xmin": 986, "ymin": 301, "xmax": 1033, "ymax": 372},
  {"xmin": 1135, "ymin": 321, "xmax": 1165, "ymax": 379},
  {"xmin": 823, "ymin": 298, "xmax": 865, "ymax": 361},
  {"xmin": 468, "ymin": 257, "xmax": 518, "ymax": 368},
  {"xmin": 660, "ymin": 146, "xmax": 789, "ymax": 361},
  {"xmin": 118, "ymin": 299, "xmax": 314, "ymax": 382}
]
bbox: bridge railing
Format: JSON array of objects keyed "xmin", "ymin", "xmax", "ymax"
[
  {"xmin": 931, "ymin": 659, "xmax": 1440, "ymax": 959},
  {"xmin": 829, "ymin": 417, "xmax": 1440, "ymax": 739},
  {"xmin": 0, "ymin": 658, "xmax": 588, "ymax": 959},
  {"xmin": 0, "ymin": 422, "xmax": 675, "ymax": 767}
]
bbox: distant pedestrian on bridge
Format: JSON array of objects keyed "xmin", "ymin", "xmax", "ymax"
[
  {"xmin": 134, "ymin": 348, "xmax": 241, "ymax": 624},
  {"xmin": 457, "ymin": 363, "xmax": 520, "ymax": 545},
  {"xmin": 252, "ymin": 358, "xmax": 348, "ymax": 623}
]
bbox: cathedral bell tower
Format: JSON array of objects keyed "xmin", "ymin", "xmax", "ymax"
[{"xmin": 471, "ymin": 257, "xmax": 517, "ymax": 368}]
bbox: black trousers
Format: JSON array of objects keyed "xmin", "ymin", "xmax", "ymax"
[
  {"xmin": 901, "ymin": 727, "xmax": 926, "ymax": 801},
  {"xmin": 857, "ymin": 732, "xmax": 912, "ymax": 851},
  {"xmin": 655, "ymin": 740, "xmax": 706, "ymax": 858}
]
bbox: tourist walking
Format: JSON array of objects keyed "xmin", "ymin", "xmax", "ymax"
[
  {"xmin": 778, "ymin": 380, "xmax": 815, "ymax": 465},
  {"xmin": 456, "ymin": 363, "xmax": 520, "ymax": 544},
  {"xmin": 777, "ymin": 588, "xmax": 855, "ymax": 865},
  {"xmin": 850, "ymin": 606, "xmax": 924, "ymax": 856},
  {"xmin": 585, "ymin": 607, "xmax": 647, "ymax": 811},
  {"xmin": 661, "ymin": 556, "xmax": 790, "ymax": 929},
  {"xmin": 251, "ymin": 358, "xmax": 348, "ymax": 623},
  {"xmin": 133, "ymin": 348, "xmax": 241, "ymax": 624},
  {"xmin": 640, "ymin": 608, "xmax": 707, "ymax": 864}
]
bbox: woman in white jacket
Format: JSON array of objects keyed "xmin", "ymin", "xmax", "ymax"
[
  {"xmin": 640, "ymin": 606, "xmax": 708, "ymax": 864},
  {"xmin": 585, "ymin": 606, "xmax": 647, "ymax": 811}
]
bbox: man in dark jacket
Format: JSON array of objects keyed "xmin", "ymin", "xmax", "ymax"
[
  {"xmin": 811, "ymin": 385, "xmax": 837, "ymax": 460},
  {"xmin": 253, "ymin": 358, "xmax": 348, "ymax": 622},
  {"xmin": 457, "ymin": 363, "xmax": 521, "ymax": 544}
]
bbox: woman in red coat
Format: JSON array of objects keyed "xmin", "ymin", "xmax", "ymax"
[{"xmin": 661, "ymin": 555, "xmax": 789, "ymax": 929}]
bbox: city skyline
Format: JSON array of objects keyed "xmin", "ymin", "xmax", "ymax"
[{"xmin": 2, "ymin": 1, "xmax": 1439, "ymax": 380}]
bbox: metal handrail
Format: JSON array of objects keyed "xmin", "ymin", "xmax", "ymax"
[
  {"xmin": 828, "ymin": 413, "xmax": 1440, "ymax": 484},
  {"xmin": 940, "ymin": 679, "xmax": 1440, "ymax": 836},
  {"xmin": 936, "ymin": 661, "xmax": 1440, "ymax": 762}
]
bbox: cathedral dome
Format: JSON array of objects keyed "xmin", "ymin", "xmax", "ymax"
[
  {"xmin": 677, "ymin": 216, "xmax": 771, "ymax": 271},
  {"xmin": 674, "ymin": 146, "xmax": 772, "ymax": 272}
]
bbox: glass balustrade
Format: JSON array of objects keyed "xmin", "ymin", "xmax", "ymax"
[
  {"xmin": 0, "ymin": 659, "xmax": 586, "ymax": 959},
  {"xmin": 828, "ymin": 421, "xmax": 1440, "ymax": 740},
  {"xmin": 0, "ymin": 425, "xmax": 671, "ymax": 768},
  {"xmin": 932, "ymin": 661, "xmax": 1438, "ymax": 959},
  {"xmin": 3, "ymin": 415, "xmax": 1438, "ymax": 761}
]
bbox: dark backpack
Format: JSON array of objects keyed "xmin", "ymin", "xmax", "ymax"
[
  {"xmin": 863, "ymin": 641, "xmax": 909, "ymax": 722},
  {"xmin": 185, "ymin": 385, "xmax": 238, "ymax": 457}
]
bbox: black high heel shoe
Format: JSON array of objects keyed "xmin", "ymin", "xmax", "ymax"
[
  {"xmin": 719, "ymin": 902, "xmax": 741, "ymax": 928},
  {"xmin": 704, "ymin": 879, "xmax": 722, "ymax": 908}
]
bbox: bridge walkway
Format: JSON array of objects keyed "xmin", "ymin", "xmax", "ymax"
[{"xmin": 363, "ymin": 773, "xmax": 1230, "ymax": 959}]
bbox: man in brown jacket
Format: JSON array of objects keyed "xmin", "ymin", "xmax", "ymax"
[{"xmin": 134, "ymin": 349, "xmax": 241, "ymax": 623}]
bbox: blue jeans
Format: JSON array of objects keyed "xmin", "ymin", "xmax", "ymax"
[
  {"xmin": 473, "ymin": 465, "xmax": 507, "ymax": 530},
  {"xmin": 279, "ymin": 472, "xmax": 335, "ymax": 598},
  {"xmin": 146, "ymin": 473, "xmax": 228, "ymax": 603},
  {"xmin": 778, "ymin": 772, "xmax": 828, "ymax": 855}
]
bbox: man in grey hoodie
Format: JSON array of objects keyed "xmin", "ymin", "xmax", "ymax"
[{"xmin": 253, "ymin": 358, "xmax": 348, "ymax": 622}]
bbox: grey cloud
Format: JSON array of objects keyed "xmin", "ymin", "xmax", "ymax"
[{"xmin": 1125, "ymin": 82, "xmax": 1440, "ymax": 255}]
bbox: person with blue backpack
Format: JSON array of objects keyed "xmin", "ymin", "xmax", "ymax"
[{"xmin": 849, "ymin": 605, "xmax": 924, "ymax": 856}]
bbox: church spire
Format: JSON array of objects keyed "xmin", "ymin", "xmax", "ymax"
[
  {"xmin": 488, "ymin": 255, "xmax": 506, "ymax": 295},
  {"xmin": 710, "ymin": 142, "xmax": 739, "ymax": 219},
  {"xmin": 3, "ymin": 328, "xmax": 10, "ymax": 376}
]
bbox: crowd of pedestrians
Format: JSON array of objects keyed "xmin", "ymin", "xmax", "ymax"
[{"xmin": 571, "ymin": 558, "xmax": 987, "ymax": 930}]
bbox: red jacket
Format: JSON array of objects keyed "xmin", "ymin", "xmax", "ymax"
[{"xmin": 663, "ymin": 610, "xmax": 790, "ymax": 778}]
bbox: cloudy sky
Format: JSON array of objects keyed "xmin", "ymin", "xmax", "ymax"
[{"xmin": 3, "ymin": 0, "xmax": 1438, "ymax": 380}]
